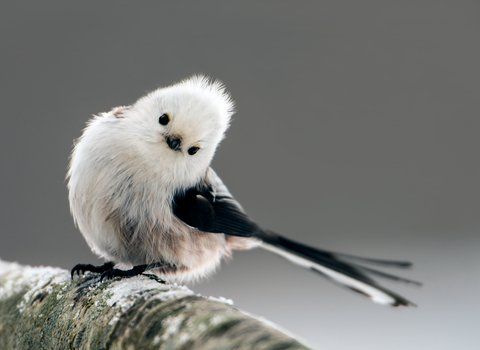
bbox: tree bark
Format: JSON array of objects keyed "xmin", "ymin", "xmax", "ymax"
[{"xmin": 0, "ymin": 260, "xmax": 312, "ymax": 350}]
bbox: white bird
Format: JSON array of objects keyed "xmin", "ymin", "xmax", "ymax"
[{"xmin": 68, "ymin": 75, "xmax": 420, "ymax": 307}]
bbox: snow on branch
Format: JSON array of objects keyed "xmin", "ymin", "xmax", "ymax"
[{"xmin": 0, "ymin": 260, "xmax": 311, "ymax": 350}]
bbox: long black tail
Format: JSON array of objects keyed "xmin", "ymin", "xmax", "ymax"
[{"xmin": 258, "ymin": 231, "xmax": 420, "ymax": 307}]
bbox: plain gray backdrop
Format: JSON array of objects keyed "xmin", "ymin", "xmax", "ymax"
[{"xmin": 1, "ymin": 1, "xmax": 479, "ymax": 349}]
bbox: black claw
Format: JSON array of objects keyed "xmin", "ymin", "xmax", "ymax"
[
  {"xmin": 70, "ymin": 262, "xmax": 172, "ymax": 283},
  {"xmin": 100, "ymin": 265, "xmax": 148, "ymax": 282},
  {"xmin": 100, "ymin": 270, "xmax": 113, "ymax": 282},
  {"xmin": 143, "ymin": 273, "xmax": 167, "ymax": 284},
  {"xmin": 71, "ymin": 262, "xmax": 115, "ymax": 279},
  {"xmin": 100, "ymin": 269, "xmax": 123, "ymax": 282}
]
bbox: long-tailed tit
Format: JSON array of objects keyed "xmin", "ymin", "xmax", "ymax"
[{"xmin": 68, "ymin": 76, "xmax": 419, "ymax": 307}]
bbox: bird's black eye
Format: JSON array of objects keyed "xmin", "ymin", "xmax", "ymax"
[
  {"xmin": 159, "ymin": 113, "xmax": 170, "ymax": 125},
  {"xmin": 188, "ymin": 146, "xmax": 200, "ymax": 155}
]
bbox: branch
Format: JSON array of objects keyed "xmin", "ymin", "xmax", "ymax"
[{"xmin": 0, "ymin": 260, "xmax": 312, "ymax": 349}]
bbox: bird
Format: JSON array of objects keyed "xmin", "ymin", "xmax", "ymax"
[{"xmin": 68, "ymin": 75, "xmax": 420, "ymax": 307}]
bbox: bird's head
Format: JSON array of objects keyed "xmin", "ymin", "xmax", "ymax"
[{"xmin": 109, "ymin": 75, "xmax": 234, "ymax": 189}]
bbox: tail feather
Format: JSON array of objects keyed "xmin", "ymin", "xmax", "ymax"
[
  {"xmin": 355, "ymin": 265, "xmax": 422, "ymax": 286},
  {"xmin": 309, "ymin": 266, "xmax": 416, "ymax": 307},
  {"xmin": 335, "ymin": 253, "xmax": 413, "ymax": 268},
  {"xmin": 259, "ymin": 232, "xmax": 418, "ymax": 307}
]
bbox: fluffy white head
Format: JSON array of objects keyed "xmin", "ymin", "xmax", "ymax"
[
  {"xmin": 83, "ymin": 76, "xmax": 234, "ymax": 191},
  {"xmin": 125, "ymin": 75, "xmax": 234, "ymax": 189}
]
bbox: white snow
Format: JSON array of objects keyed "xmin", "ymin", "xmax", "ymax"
[
  {"xmin": 0, "ymin": 259, "xmax": 69, "ymax": 313},
  {"xmin": 206, "ymin": 296, "xmax": 234, "ymax": 306},
  {"xmin": 105, "ymin": 275, "xmax": 195, "ymax": 312}
]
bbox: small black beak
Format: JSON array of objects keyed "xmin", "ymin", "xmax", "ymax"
[{"xmin": 166, "ymin": 136, "xmax": 181, "ymax": 151}]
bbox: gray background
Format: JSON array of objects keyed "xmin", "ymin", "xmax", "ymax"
[{"xmin": 1, "ymin": 1, "xmax": 479, "ymax": 349}]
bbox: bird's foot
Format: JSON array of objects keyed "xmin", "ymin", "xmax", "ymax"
[
  {"xmin": 99, "ymin": 262, "xmax": 173, "ymax": 282},
  {"xmin": 100, "ymin": 264, "xmax": 149, "ymax": 282},
  {"xmin": 71, "ymin": 261, "xmax": 115, "ymax": 279}
]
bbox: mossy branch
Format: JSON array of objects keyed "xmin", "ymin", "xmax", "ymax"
[{"xmin": 0, "ymin": 260, "xmax": 311, "ymax": 350}]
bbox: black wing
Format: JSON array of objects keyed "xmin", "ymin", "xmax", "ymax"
[{"xmin": 172, "ymin": 168, "xmax": 260, "ymax": 237}]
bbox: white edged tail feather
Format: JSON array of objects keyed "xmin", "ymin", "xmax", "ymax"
[{"xmin": 261, "ymin": 241, "xmax": 417, "ymax": 307}]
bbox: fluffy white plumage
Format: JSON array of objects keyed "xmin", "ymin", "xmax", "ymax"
[
  {"xmin": 68, "ymin": 75, "xmax": 418, "ymax": 306},
  {"xmin": 68, "ymin": 76, "xmax": 246, "ymax": 283}
]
